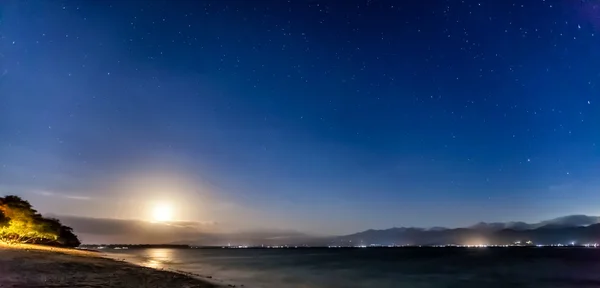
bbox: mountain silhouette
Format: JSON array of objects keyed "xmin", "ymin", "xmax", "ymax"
[{"xmin": 333, "ymin": 215, "xmax": 600, "ymax": 246}]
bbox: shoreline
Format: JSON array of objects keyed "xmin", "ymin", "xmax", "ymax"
[
  {"xmin": 0, "ymin": 243, "xmax": 222, "ymax": 288},
  {"xmin": 102, "ymin": 251, "xmax": 238, "ymax": 288}
]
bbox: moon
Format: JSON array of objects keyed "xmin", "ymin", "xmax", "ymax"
[{"xmin": 152, "ymin": 203, "xmax": 173, "ymax": 222}]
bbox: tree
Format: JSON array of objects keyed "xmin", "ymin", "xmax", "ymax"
[
  {"xmin": 41, "ymin": 218, "xmax": 81, "ymax": 247},
  {"xmin": 0, "ymin": 195, "xmax": 81, "ymax": 247},
  {"xmin": 0, "ymin": 209, "xmax": 8, "ymax": 229}
]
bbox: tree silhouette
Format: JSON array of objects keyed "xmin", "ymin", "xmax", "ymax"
[
  {"xmin": 0, "ymin": 195, "xmax": 81, "ymax": 247},
  {"xmin": 41, "ymin": 217, "xmax": 81, "ymax": 247}
]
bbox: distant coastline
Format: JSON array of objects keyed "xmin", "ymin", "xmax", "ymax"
[
  {"xmin": 80, "ymin": 244, "xmax": 192, "ymax": 250},
  {"xmin": 85, "ymin": 244, "xmax": 600, "ymax": 250}
]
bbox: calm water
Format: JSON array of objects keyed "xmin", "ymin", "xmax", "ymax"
[{"xmin": 106, "ymin": 248, "xmax": 600, "ymax": 288}]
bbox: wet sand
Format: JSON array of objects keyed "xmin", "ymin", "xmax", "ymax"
[{"xmin": 0, "ymin": 243, "xmax": 220, "ymax": 288}]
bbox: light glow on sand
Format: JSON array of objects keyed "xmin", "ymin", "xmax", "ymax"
[{"xmin": 152, "ymin": 203, "xmax": 173, "ymax": 222}]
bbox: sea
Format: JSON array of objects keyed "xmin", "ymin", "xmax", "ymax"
[{"xmin": 105, "ymin": 247, "xmax": 600, "ymax": 288}]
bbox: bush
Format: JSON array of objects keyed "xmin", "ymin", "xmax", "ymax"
[{"xmin": 0, "ymin": 195, "xmax": 81, "ymax": 247}]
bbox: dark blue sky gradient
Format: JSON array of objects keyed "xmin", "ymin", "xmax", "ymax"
[{"xmin": 1, "ymin": 0, "xmax": 599, "ymax": 234}]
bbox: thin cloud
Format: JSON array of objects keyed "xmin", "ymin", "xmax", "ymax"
[
  {"xmin": 34, "ymin": 190, "xmax": 92, "ymax": 201},
  {"xmin": 48, "ymin": 215, "xmax": 221, "ymax": 244},
  {"xmin": 166, "ymin": 220, "xmax": 218, "ymax": 229},
  {"xmin": 45, "ymin": 215, "xmax": 319, "ymax": 245},
  {"xmin": 64, "ymin": 195, "xmax": 92, "ymax": 201}
]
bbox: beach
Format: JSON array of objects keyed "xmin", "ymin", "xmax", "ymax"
[{"xmin": 0, "ymin": 244, "xmax": 219, "ymax": 288}]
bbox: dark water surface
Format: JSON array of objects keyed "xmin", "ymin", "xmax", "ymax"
[{"xmin": 106, "ymin": 248, "xmax": 600, "ymax": 288}]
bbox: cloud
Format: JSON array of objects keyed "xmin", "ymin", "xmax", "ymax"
[
  {"xmin": 166, "ymin": 220, "xmax": 218, "ymax": 229},
  {"xmin": 64, "ymin": 195, "xmax": 92, "ymax": 201},
  {"xmin": 36, "ymin": 191, "xmax": 54, "ymax": 197},
  {"xmin": 34, "ymin": 190, "xmax": 91, "ymax": 201},
  {"xmin": 47, "ymin": 214, "xmax": 219, "ymax": 244},
  {"xmin": 45, "ymin": 214, "xmax": 322, "ymax": 246}
]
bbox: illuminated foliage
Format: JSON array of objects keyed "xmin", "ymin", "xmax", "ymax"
[{"xmin": 0, "ymin": 195, "xmax": 81, "ymax": 247}]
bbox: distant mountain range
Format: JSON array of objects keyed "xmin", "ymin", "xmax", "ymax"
[
  {"xmin": 333, "ymin": 215, "xmax": 600, "ymax": 246},
  {"xmin": 467, "ymin": 215, "xmax": 600, "ymax": 231},
  {"xmin": 181, "ymin": 215, "xmax": 600, "ymax": 246}
]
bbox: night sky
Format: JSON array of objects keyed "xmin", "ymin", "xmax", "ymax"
[{"xmin": 1, "ymin": 0, "xmax": 599, "ymax": 236}]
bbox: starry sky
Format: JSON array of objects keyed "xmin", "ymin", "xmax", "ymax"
[{"xmin": 1, "ymin": 0, "xmax": 599, "ymax": 236}]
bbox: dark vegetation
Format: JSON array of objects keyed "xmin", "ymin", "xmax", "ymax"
[{"xmin": 0, "ymin": 195, "xmax": 80, "ymax": 247}]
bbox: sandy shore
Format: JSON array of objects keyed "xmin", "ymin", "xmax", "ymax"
[{"xmin": 0, "ymin": 243, "xmax": 220, "ymax": 288}]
